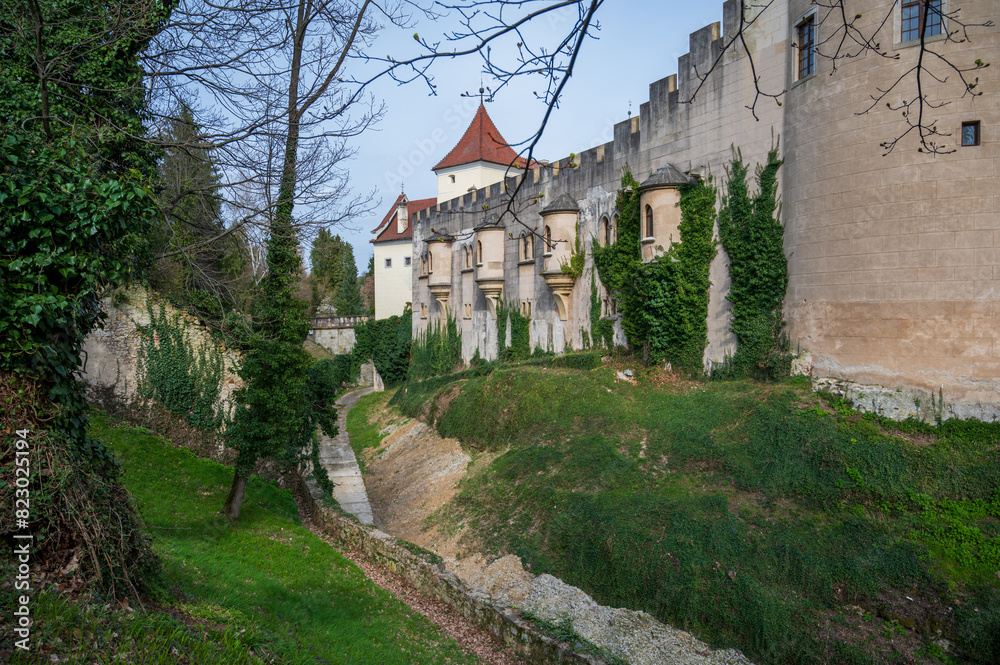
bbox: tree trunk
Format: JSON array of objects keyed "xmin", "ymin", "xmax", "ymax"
[{"xmin": 222, "ymin": 469, "xmax": 247, "ymax": 520}]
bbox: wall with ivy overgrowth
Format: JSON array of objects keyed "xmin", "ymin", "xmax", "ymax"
[{"xmin": 80, "ymin": 285, "xmax": 243, "ymax": 416}]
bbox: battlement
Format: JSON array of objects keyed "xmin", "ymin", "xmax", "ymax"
[{"xmin": 424, "ymin": 0, "xmax": 770, "ymax": 217}]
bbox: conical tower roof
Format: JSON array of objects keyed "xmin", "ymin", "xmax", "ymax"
[{"xmin": 433, "ymin": 104, "xmax": 523, "ymax": 171}]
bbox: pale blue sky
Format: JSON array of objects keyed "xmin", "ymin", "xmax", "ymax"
[{"xmin": 334, "ymin": 2, "xmax": 726, "ymax": 270}]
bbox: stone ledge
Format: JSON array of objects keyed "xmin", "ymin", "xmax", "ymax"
[{"xmin": 295, "ymin": 473, "xmax": 607, "ymax": 665}]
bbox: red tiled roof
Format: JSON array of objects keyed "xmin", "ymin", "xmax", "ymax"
[
  {"xmin": 433, "ymin": 104, "xmax": 526, "ymax": 171},
  {"xmin": 371, "ymin": 195, "xmax": 436, "ymax": 243}
]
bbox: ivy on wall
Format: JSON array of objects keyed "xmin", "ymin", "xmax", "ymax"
[
  {"xmin": 717, "ymin": 147, "xmax": 790, "ymax": 380},
  {"xmin": 352, "ymin": 309, "xmax": 412, "ymax": 387},
  {"xmin": 409, "ymin": 314, "xmax": 462, "ymax": 380},
  {"xmin": 560, "ymin": 228, "xmax": 585, "ymax": 279},
  {"xmin": 592, "ymin": 170, "xmax": 644, "ymax": 348},
  {"xmin": 640, "ymin": 176, "xmax": 718, "ymax": 372},
  {"xmin": 592, "ymin": 169, "xmax": 716, "ymax": 373},
  {"xmin": 589, "ymin": 273, "xmax": 614, "ymax": 350},
  {"xmin": 496, "ymin": 301, "xmax": 531, "ymax": 361},
  {"xmin": 138, "ymin": 303, "xmax": 225, "ymax": 431}
]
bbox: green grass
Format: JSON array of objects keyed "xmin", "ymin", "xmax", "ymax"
[
  {"xmin": 27, "ymin": 416, "xmax": 479, "ymax": 665},
  {"xmin": 345, "ymin": 390, "xmax": 409, "ymax": 472},
  {"xmin": 19, "ymin": 589, "xmax": 274, "ymax": 663},
  {"xmin": 388, "ymin": 365, "xmax": 1000, "ymax": 665}
]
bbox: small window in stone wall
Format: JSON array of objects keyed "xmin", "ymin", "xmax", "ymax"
[
  {"xmin": 796, "ymin": 14, "xmax": 816, "ymax": 78},
  {"xmin": 644, "ymin": 205, "xmax": 654, "ymax": 239},
  {"xmin": 901, "ymin": 0, "xmax": 942, "ymax": 43},
  {"xmin": 521, "ymin": 232, "xmax": 534, "ymax": 260},
  {"xmin": 962, "ymin": 121, "xmax": 981, "ymax": 146},
  {"xmin": 404, "ymin": 256, "xmax": 411, "ymax": 266},
  {"xmin": 385, "ymin": 258, "xmax": 392, "ymax": 268},
  {"xmin": 477, "ymin": 240, "xmax": 483, "ymax": 265},
  {"xmin": 464, "ymin": 303, "xmax": 472, "ymax": 318},
  {"xmin": 544, "ymin": 226, "xmax": 553, "ymax": 254},
  {"xmin": 420, "ymin": 303, "xmax": 428, "ymax": 318}
]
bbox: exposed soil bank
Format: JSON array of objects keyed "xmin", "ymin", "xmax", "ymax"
[{"xmin": 355, "ymin": 392, "xmax": 753, "ymax": 665}]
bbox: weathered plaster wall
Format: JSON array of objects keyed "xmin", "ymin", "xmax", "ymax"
[
  {"xmin": 312, "ymin": 326, "xmax": 357, "ymax": 355},
  {"xmin": 79, "ymin": 286, "xmax": 242, "ymax": 413},
  {"xmin": 783, "ymin": 0, "xmax": 1000, "ymax": 407},
  {"xmin": 311, "ymin": 316, "xmax": 371, "ymax": 356}
]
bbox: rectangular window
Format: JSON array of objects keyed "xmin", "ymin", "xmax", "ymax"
[
  {"xmin": 962, "ymin": 121, "xmax": 981, "ymax": 146},
  {"xmin": 404, "ymin": 256, "xmax": 412, "ymax": 266},
  {"xmin": 901, "ymin": 0, "xmax": 942, "ymax": 43},
  {"xmin": 384, "ymin": 258, "xmax": 392, "ymax": 268},
  {"xmin": 797, "ymin": 16, "xmax": 816, "ymax": 79}
]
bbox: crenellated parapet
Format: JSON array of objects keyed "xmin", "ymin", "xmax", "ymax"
[{"xmin": 409, "ymin": 0, "xmax": 1000, "ymax": 413}]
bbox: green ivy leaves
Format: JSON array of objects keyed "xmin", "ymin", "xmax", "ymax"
[{"xmin": 717, "ymin": 147, "xmax": 791, "ymax": 380}]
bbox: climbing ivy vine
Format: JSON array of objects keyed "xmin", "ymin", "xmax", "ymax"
[
  {"xmin": 138, "ymin": 303, "xmax": 225, "ymax": 431},
  {"xmin": 409, "ymin": 314, "xmax": 462, "ymax": 380},
  {"xmin": 640, "ymin": 176, "xmax": 718, "ymax": 372},
  {"xmin": 353, "ymin": 310, "xmax": 412, "ymax": 386},
  {"xmin": 592, "ymin": 170, "xmax": 643, "ymax": 348},
  {"xmin": 592, "ymin": 169, "xmax": 716, "ymax": 373},
  {"xmin": 589, "ymin": 273, "xmax": 614, "ymax": 350},
  {"xmin": 717, "ymin": 147, "xmax": 790, "ymax": 380},
  {"xmin": 496, "ymin": 301, "xmax": 530, "ymax": 361}
]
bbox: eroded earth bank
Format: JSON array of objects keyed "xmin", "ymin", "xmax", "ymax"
[{"xmin": 349, "ymin": 390, "xmax": 752, "ymax": 665}]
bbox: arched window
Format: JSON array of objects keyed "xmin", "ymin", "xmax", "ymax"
[
  {"xmin": 428, "ymin": 251, "xmax": 433, "ymax": 272},
  {"xmin": 521, "ymin": 232, "xmax": 533, "ymax": 260},
  {"xmin": 544, "ymin": 226, "xmax": 552, "ymax": 253},
  {"xmin": 645, "ymin": 205, "xmax": 654, "ymax": 238},
  {"xmin": 600, "ymin": 216, "xmax": 610, "ymax": 247},
  {"xmin": 477, "ymin": 240, "xmax": 483, "ymax": 265},
  {"xmin": 464, "ymin": 246, "xmax": 471, "ymax": 269}
]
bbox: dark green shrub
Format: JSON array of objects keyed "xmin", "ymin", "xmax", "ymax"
[{"xmin": 352, "ymin": 310, "xmax": 412, "ymax": 386}]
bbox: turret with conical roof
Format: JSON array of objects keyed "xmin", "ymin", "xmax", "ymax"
[{"xmin": 433, "ymin": 104, "xmax": 535, "ymax": 203}]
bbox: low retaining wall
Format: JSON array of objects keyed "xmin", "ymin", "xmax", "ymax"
[{"xmin": 295, "ymin": 474, "xmax": 605, "ymax": 665}]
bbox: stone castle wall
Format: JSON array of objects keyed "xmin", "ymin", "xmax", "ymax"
[
  {"xmin": 79, "ymin": 286, "xmax": 243, "ymax": 415},
  {"xmin": 410, "ymin": 0, "xmax": 1000, "ymax": 416}
]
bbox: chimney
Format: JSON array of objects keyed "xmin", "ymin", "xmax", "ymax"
[{"xmin": 396, "ymin": 195, "xmax": 408, "ymax": 234}]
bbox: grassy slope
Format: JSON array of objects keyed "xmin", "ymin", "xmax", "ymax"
[
  {"xmin": 387, "ymin": 364, "xmax": 1000, "ymax": 665},
  {"xmin": 27, "ymin": 416, "xmax": 478, "ymax": 665}
]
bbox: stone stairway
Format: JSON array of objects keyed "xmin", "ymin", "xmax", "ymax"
[{"xmin": 316, "ymin": 387, "xmax": 375, "ymax": 524}]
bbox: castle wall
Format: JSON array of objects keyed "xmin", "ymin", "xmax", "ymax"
[
  {"xmin": 411, "ymin": 0, "xmax": 1000, "ymax": 413},
  {"xmin": 782, "ymin": 0, "xmax": 1000, "ymax": 408}
]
